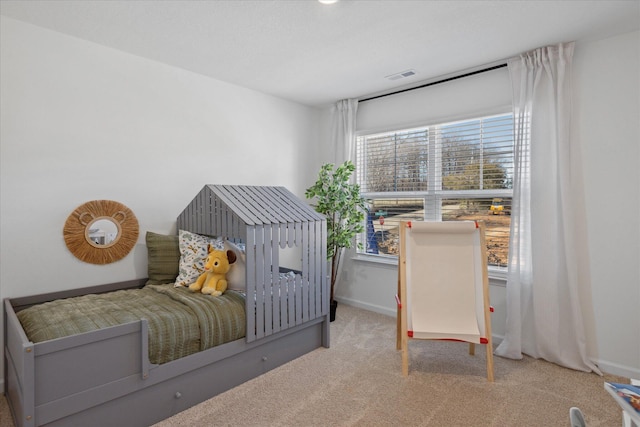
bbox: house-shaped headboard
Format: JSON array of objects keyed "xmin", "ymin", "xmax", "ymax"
[{"xmin": 177, "ymin": 185, "xmax": 328, "ymax": 342}]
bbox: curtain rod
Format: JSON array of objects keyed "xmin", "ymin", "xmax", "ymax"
[{"xmin": 359, "ymin": 63, "xmax": 508, "ymax": 103}]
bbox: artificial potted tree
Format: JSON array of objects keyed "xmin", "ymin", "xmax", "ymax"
[{"xmin": 305, "ymin": 161, "xmax": 366, "ymax": 321}]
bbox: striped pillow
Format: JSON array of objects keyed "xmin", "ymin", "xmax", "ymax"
[{"xmin": 145, "ymin": 231, "xmax": 180, "ymax": 285}]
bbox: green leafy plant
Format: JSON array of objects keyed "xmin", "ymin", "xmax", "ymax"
[{"xmin": 305, "ymin": 161, "xmax": 366, "ymax": 303}]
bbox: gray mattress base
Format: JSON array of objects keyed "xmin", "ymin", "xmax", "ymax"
[{"xmin": 4, "ymin": 279, "xmax": 329, "ymax": 427}]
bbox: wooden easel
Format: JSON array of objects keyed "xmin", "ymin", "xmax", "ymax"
[{"xmin": 396, "ymin": 220, "xmax": 494, "ymax": 381}]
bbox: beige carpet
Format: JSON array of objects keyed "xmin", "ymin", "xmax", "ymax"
[{"xmin": 1, "ymin": 304, "xmax": 630, "ymax": 426}]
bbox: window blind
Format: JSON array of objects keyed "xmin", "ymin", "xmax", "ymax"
[{"xmin": 356, "ymin": 113, "xmax": 514, "ymax": 267}]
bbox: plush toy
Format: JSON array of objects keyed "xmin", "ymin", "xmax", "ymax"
[{"xmin": 189, "ymin": 245, "xmax": 237, "ymax": 296}]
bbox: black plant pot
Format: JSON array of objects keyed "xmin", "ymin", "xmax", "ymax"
[{"xmin": 330, "ymin": 300, "xmax": 338, "ymax": 322}]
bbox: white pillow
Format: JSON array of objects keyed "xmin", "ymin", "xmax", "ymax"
[
  {"xmin": 174, "ymin": 230, "xmax": 222, "ymax": 287},
  {"xmin": 224, "ymin": 239, "xmax": 246, "ymax": 291}
]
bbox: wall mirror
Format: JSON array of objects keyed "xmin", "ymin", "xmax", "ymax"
[{"xmin": 64, "ymin": 200, "xmax": 139, "ymax": 264}]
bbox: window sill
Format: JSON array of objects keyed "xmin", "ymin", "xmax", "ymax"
[
  {"xmin": 352, "ymin": 253, "xmax": 398, "ymax": 266},
  {"xmin": 352, "ymin": 253, "xmax": 507, "ymax": 285}
]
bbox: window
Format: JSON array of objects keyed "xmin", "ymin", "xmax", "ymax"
[{"xmin": 356, "ymin": 113, "xmax": 514, "ymax": 268}]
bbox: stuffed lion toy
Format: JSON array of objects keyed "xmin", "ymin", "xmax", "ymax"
[{"xmin": 189, "ymin": 245, "xmax": 237, "ymax": 296}]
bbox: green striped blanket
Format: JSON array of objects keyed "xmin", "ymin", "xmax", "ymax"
[{"xmin": 17, "ymin": 284, "xmax": 246, "ymax": 364}]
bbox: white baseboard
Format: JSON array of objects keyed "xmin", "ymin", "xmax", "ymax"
[
  {"xmin": 335, "ymin": 297, "xmax": 639, "ymax": 380},
  {"xmin": 595, "ymin": 359, "xmax": 640, "ymax": 380},
  {"xmin": 334, "ymin": 296, "xmax": 395, "ymax": 318}
]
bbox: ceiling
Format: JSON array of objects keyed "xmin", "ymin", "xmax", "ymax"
[{"xmin": 1, "ymin": 0, "xmax": 638, "ymax": 107}]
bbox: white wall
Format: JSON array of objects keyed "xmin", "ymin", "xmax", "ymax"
[
  {"xmin": 356, "ymin": 65, "xmax": 512, "ymax": 133},
  {"xmin": 0, "ymin": 16, "xmax": 322, "ymax": 387},
  {"xmin": 573, "ymin": 30, "xmax": 640, "ymax": 378},
  {"xmin": 337, "ymin": 31, "xmax": 640, "ymax": 379}
]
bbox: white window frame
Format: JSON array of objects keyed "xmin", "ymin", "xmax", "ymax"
[{"xmin": 354, "ymin": 111, "xmax": 514, "ymax": 280}]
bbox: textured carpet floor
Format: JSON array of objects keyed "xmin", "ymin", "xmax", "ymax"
[
  {"xmin": 1, "ymin": 303, "xmax": 630, "ymax": 426},
  {"xmin": 154, "ymin": 304, "xmax": 627, "ymax": 427}
]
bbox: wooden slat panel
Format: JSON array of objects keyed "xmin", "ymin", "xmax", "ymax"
[
  {"xmin": 216, "ymin": 195, "xmax": 224, "ymax": 238},
  {"xmin": 284, "ymin": 221, "xmax": 291, "ymax": 247},
  {"xmin": 193, "ymin": 189, "xmax": 200, "ymax": 235},
  {"xmin": 214, "ymin": 193, "xmax": 223, "ymax": 237},
  {"xmin": 221, "ymin": 201, "xmax": 230, "ymax": 239},
  {"xmin": 199, "ymin": 188, "xmax": 206, "ymax": 235},
  {"xmin": 207, "ymin": 189, "xmax": 215, "ymax": 237},
  {"xmin": 271, "ymin": 226, "xmax": 280, "ymax": 332},
  {"xmin": 295, "ymin": 280, "xmax": 309, "ymax": 325},
  {"xmin": 302, "ymin": 270, "xmax": 309, "ymax": 322},
  {"xmin": 288, "ymin": 275, "xmax": 295, "ymax": 328},
  {"xmin": 279, "ymin": 221, "xmax": 286, "ymax": 248},
  {"xmin": 238, "ymin": 186, "xmax": 278, "ymax": 224},
  {"xmin": 249, "ymin": 186, "xmax": 290, "ymax": 224},
  {"xmin": 271, "ymin": 224, "xmax": 280, "ymax": 273},
  {"xmin": 187, "ymin": 191, "xmax": 196, "ymax": 233},
  {"xmin": 245, "ymin": 226, "xmax": 257, "ymax": 343},
  {"xmin": 302, "ymin": 220, "xmax": 310, "ymax": 283},
  {"xmin": 233, "ymin": 211, "xmax": 240, "ymax": 239},
  {"xmin": 278, "ymin": 278, "xmax": 285, "ymax": 330},
  {"xmin": 287, "ymin": 272, "xmax": 295, "ymax": 329},
  {"xmin": 296, "ymin": 220, "xmax": 302, "ymax": 247},
  {"xmin": 315, "ymin": 220, "xmax": 322, "ymax": 317},
  {"xmin": 225, "ymin": 202, "xmax": 233, "ymax": 238},
  {"xmin": 214, "ymin": 185, "xmax": 265, "ymax": 225},
  {"xmin": 274, "ymin": 186, "xmax": 324, "ymax": 222},
  {"xmin": 211, "ymin": 186, "xmax": 252, "ymax": 227},
  {"xmin": 252, "ymin": 187, "xmax": 292, "ymax": 225},
  {"xmin": 254, "ymin": 225, "xmax": 265, "ymax": 340},
  {"xmin": 263, "ymin": 225, "xmax": 273, "ymax": 337},
  {"xmin": 305, "ymin": 220, "xmax": 313, "ymax": 319},
  {"xmin": 319, "ymin": 220, "xmax": 327, "ymax": 314},
  {"xmin": 189, "ymin": 198, "xmax": 195, "ymax": 232}
]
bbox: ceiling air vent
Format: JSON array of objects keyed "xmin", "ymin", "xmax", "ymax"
[{"xmin": 386, "ymin": 69, "xmax": 416, "ymax": 81}]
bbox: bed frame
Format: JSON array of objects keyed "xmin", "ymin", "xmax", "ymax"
[{"xmin": 4, "ymin": 185, "xmax": 329, "ymax": 427}]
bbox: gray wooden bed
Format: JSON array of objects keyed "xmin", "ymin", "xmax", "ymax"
[{"xmin": 4, "ymin": 185, "xmax": 329, "ymax": 427}]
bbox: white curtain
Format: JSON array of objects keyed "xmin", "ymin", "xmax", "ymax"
[
  {"xmin": 332, "ymin": 99, "xmax": 358, "ymax": 165},
  {"xmin": 495, "ymin": 42, "xmax": 600, "ymax": 373},
  {"xmin": 330, "ymin": 99, "xmax": 358, "ymax": 291}
]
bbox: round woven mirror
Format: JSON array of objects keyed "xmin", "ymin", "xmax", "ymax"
[{"xmin": 63, "ymin": 200, "xmax": 139, "ymax": 264}]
